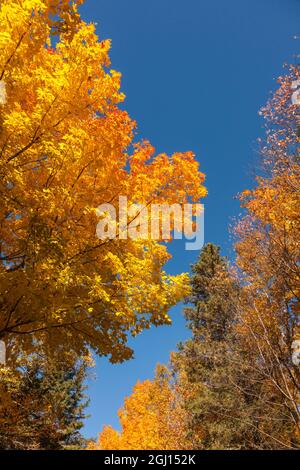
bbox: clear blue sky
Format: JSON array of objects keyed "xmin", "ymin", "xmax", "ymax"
[{"xmin": 79, "ymin": 0, "xmax": 300, "ymax": 438}]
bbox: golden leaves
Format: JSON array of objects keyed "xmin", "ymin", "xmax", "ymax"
[
  {"xmin": 93, "ymin": 372, "xmax": 190, "ymax": 450},
  {"xmin": 0, "ymin": 1, "xmax": 206, "ymax": 362}
]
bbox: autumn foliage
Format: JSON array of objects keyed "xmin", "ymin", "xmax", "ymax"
[
  {"xmin": 90, "ymin": 367, "xmax": 190, "ymax": 450},
  {"xmin": 0, "ymin": 0, "xmax": 206, "ymax": 363},
  {"xmin": 92, "ymin": 65, "xmax": 300, "ymax": 450},
  {"xmin": 0, "ymin": 0, "xmax": 299, "ymax": 451},
  {"xmin": 234, "ymin": 64, "xmax": 300, "ymax": 447}
]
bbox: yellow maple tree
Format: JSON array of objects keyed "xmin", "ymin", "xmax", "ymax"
[
  {"xmin": 90, "ymin": 367, "xmax": 190, "ymax": 450},
  {"xmin": 0, "ymin": 1, "xmax": 206, "ymax": 362}
]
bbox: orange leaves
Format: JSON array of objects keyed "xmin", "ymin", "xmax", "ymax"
[
  {"xmin": 129, "ymin": 141, "xmax": 206, "ymax": 205},
  {"xmin": 93, "ymin": 371, "xmax": 190, "ymax": 450},
  {"xmin": 0, "ymin": 1, "xmax": 206, "ymax": 362},
  {"xmin": 92, "ymin": 426, "xmax": 122, "ymax": 451},
  {"xmin": 234, "ymin": 66, "xmax": 300, "ymax": 429}
]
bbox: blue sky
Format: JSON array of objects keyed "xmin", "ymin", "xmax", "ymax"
[{"xmin": 79, "ymin": 0, "xmax": 300, "ymax": 438}]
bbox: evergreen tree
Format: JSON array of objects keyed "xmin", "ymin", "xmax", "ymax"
[
  {"xmin": 173, "ymin": 243, "xmax": 275, "ymax": 449},
  {"xmin": 0, "ymin": 355, "xmax": 89, "ymax": 450},
  {"xmin": 88, "ymin": 243, "xmax": 297, "ymax": 450}
]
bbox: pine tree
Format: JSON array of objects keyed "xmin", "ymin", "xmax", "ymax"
[
  {"xmin": 174, "ymin": 243, "xmax": 296, "ymax": 449},
  {"xmin": 173, "ymin": 244, "xmax": 239, "ymax": 448},
  {"xmin": 173, "ymin": 244, "xmax": 265, "ymax": 448},
  {"xmin": 0, "ymin": 355, "xmax": 89, "ymax": 450}
]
